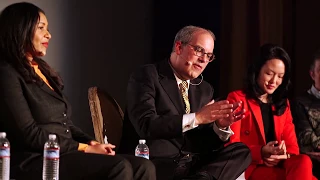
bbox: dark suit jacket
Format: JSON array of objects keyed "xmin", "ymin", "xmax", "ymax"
[
  {"xmin": 292, "ymin": 91, "xmax": 320, "ymax": 153},
  {"xmin": 0, "ymin": 61, "xmax": 94, "ymax": 170},
  {"xmin": 120, "ymin": 60, "xmax": 226, "ymax": 158},
  {"xmin": 227, "ymin": 90, "xmax": 299, "ymax": 179}
]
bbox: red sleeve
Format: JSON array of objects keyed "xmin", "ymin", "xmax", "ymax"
[{"xmin": 227, "ymin": 91, "xmax": 264, "ymax": 164}]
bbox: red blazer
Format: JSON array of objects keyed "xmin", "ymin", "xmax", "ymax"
[{"xmin": 227, "ymin": 90, "xmax": 299, "ymax": 179}]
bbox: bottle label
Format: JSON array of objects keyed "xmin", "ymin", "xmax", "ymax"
[
  {"xmin": 136, "ymin": 152, "xmax": 149, "ymax": 159},
  {"xmin": 44, "ymin": 148, "xmax": 60, "ymax": 159},
  {"xmin": 0, "ymin": 147, "xmax": 10, "ymax": 158}
]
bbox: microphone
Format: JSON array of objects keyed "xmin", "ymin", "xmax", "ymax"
[
  {"xmin": 183, "ymin": 58, "xmax": 203, "ymax": 86},
  {"xmin": 168, "ymin": 57, "xmax": 203, "ymax": 86},
  {"xmin": 180, "ymin": 54, "xmax": 192, "ymax": 66},
  {"xmin": 190, "ymin": 74, "xmax": 203, "ymax": 86}
]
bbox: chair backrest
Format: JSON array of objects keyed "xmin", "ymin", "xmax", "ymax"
[{"xmin": 88, "ymin": 87, "xmax": 124, "ymax": 151}]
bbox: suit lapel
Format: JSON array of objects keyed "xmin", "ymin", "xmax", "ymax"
[
  {"xmin": 38, "ymin": 83, "xmax": 65, "ymax": 103},
  {"xmin": 37, "ymin": 68, "xmax": 65, "ymax": 103},
  {"xmin": 158, "ymin": 60, "xmax": 185, "ymax": 114},
  {"xmin": 247, "ymin": 99, "xmax": 266, "ymax": 143}
]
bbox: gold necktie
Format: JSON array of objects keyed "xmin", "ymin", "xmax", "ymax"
[{"xmin": 179, "ymin": 81, "xmax": 190, "ymax": 114}]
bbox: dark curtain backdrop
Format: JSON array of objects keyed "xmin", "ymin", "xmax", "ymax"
[
  {"xmin": 153, "ymin": 0, "xmax": 320, "ymax": 98},
  {"xmin": 153, "ymin": 0, "xmax": 320, "ymax": 100},
  {"xmin": 219, "ymin": 0, "xmax": 320, "ymax": 98}
]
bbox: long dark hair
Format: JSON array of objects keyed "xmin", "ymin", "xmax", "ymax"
[
  {"xmin": 245, "ymin": 43, "xmax": 291, "ymax": 115},
  {"xmin": 0, "ymin": 2, "xmax": 63, "ymax": 89}
]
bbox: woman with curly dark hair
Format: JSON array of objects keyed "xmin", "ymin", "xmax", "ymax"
[
  {"xmin": 0, "ymin": 2, "xmax": 155, "ymax": 180},
  {"xmin": 227, "ymin": 44, "xmax": 316, "ymax": 180}
]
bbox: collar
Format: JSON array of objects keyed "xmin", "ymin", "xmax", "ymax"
[
  {"xmin": 308, "ymin": 85, "xmax": 320, "ymax": 99},
  {"xmin": 173, "ymin": 73, "xmax": 190, "ymax": 90},
  {"xmin": 30, "ymin": 60, "xmax": 38, "ymax": 68},
  {"xmin": 168, "ymin": 60, "xmax": 190, "ymax": 89}
]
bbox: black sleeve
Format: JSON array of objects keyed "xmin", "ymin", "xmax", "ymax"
[
  {"xmin": 0, "ymin": 67, "xmax": 79, "ymax": 153},
  {"xmin": 291, "ymin": 99, "xmax": 320, "ymax": 152},
  {"xmin": 126, "ymin": 66, "xmax": 184, "ymax": 139},
  {"xmin": 68, "ymin": 119, "xmax": 95, "ymax": 144}
]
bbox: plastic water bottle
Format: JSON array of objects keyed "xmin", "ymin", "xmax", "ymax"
[
  {"xmin": 42, "ymin": 134, "xmax": 60, "ymax": 180},
  {"xmin": 0, "ymin": 132, "xmax": 10, "ymax": 180},
  {"xmin": 135, "ymin": 139, "xmax": 149, "ymax": 159}
]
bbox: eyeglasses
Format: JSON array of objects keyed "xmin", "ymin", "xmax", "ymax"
[{"xmin": 186, "ymin": 43, "xmax": 215, "ymax": 62}]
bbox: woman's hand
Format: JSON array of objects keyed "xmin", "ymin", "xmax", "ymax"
[
  {"xmin": 263, "ymin": 157, "xmax": 281, "ymax": 167},
  {"xmin": 89, "ymin": 140, "xmax": 100, "ymax": 145},
  {"xmin": 261, "ymin": 141, "xmax": 284, "ymax": 157},
  {"xmin": 85, "ymin": 143, "xmax": 116, "ymax": 156},
  {"xmin": 269, "ymin": 141, "xmax": 289, "ymax": 160},
  {"xmin": 261, "ymin": 141, "xmax": 288, "ymax": 167}
]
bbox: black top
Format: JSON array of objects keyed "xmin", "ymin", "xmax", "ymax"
[
  {"xmin": 260, "ymin": 102, "xmax": 275, "ymax": 143},
  {"xmin": 0, "ymin": 61, "xmax": 94, "ymax": 167}
]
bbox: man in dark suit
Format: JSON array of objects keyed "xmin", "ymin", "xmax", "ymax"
[
  {"xmin": 292, "ymin": 49, "xmax": 320, "ymax": 179},
  {"xmin": 120, "ymin": 25, "xmax": 251, "ymax": 180}
]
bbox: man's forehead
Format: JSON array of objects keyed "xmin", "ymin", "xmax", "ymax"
[
  {"xmin": 190, "ymin": 33, "xmax": 214, "ymax": 50},
  {"xmin": 190, "ymin": 31, "xmax": 213, "ymax": 41}
]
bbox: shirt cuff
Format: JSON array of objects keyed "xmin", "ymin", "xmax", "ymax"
[
  {"xmin": 213, "ymin": 122, "xmax": 234, "ymax": 141},
  {"xmin": 182, "ymin": 113, "xmax": 198, "ymax": 132},
  {"xmin": 78, "ymin": 143, "xmax": 89, "ymax": 151}
]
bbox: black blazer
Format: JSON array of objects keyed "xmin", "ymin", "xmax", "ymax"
[
  {"xmin": 119, "ymin": 60, "xmax": 225, "ymax": 158},
  {"xmin": 0, "ymin": 61, "xmax": 94, "ymax": 168}
]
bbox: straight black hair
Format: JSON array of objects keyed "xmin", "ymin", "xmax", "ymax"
[
  {"xmin": 0, "ymin": 2, "xmax": 63, "ymax": 89},
  {"xmin": 244, "ymin": 43, "xmax": 291, "ymax": 115}
]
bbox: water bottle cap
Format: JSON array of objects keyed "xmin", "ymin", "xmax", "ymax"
[
  {"xmin": 49, "ymin": 134, "xmax": 57, "ymax": 140},
  {"xmin": 0, "ymin": 132, "xmax": 7, "ymax": 138},
  {"xmin": 0, "ymin": 132, "xmax": 6, "ymax": 138},
  {"xmin": 139, "ymin": 139, "xmax": 146, "ymax": 144}
]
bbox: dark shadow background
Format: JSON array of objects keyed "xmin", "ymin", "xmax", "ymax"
[{"xmin": 1, "ymin": 0, "xmax": 320, "ymax": 137}]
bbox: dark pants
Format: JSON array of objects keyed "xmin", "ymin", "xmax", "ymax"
[
  {"xmin": 152, "ymin": 142, "xmax": 251, "ymax": 180},
  {"xmin": 13, "ymin": 151, "xmax": 156, "ymax": 180}
]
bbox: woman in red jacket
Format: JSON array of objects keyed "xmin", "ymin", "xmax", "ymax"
[{"xmin": 227, "ymin": 44, "xmax": 316, "ymax": 180}]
